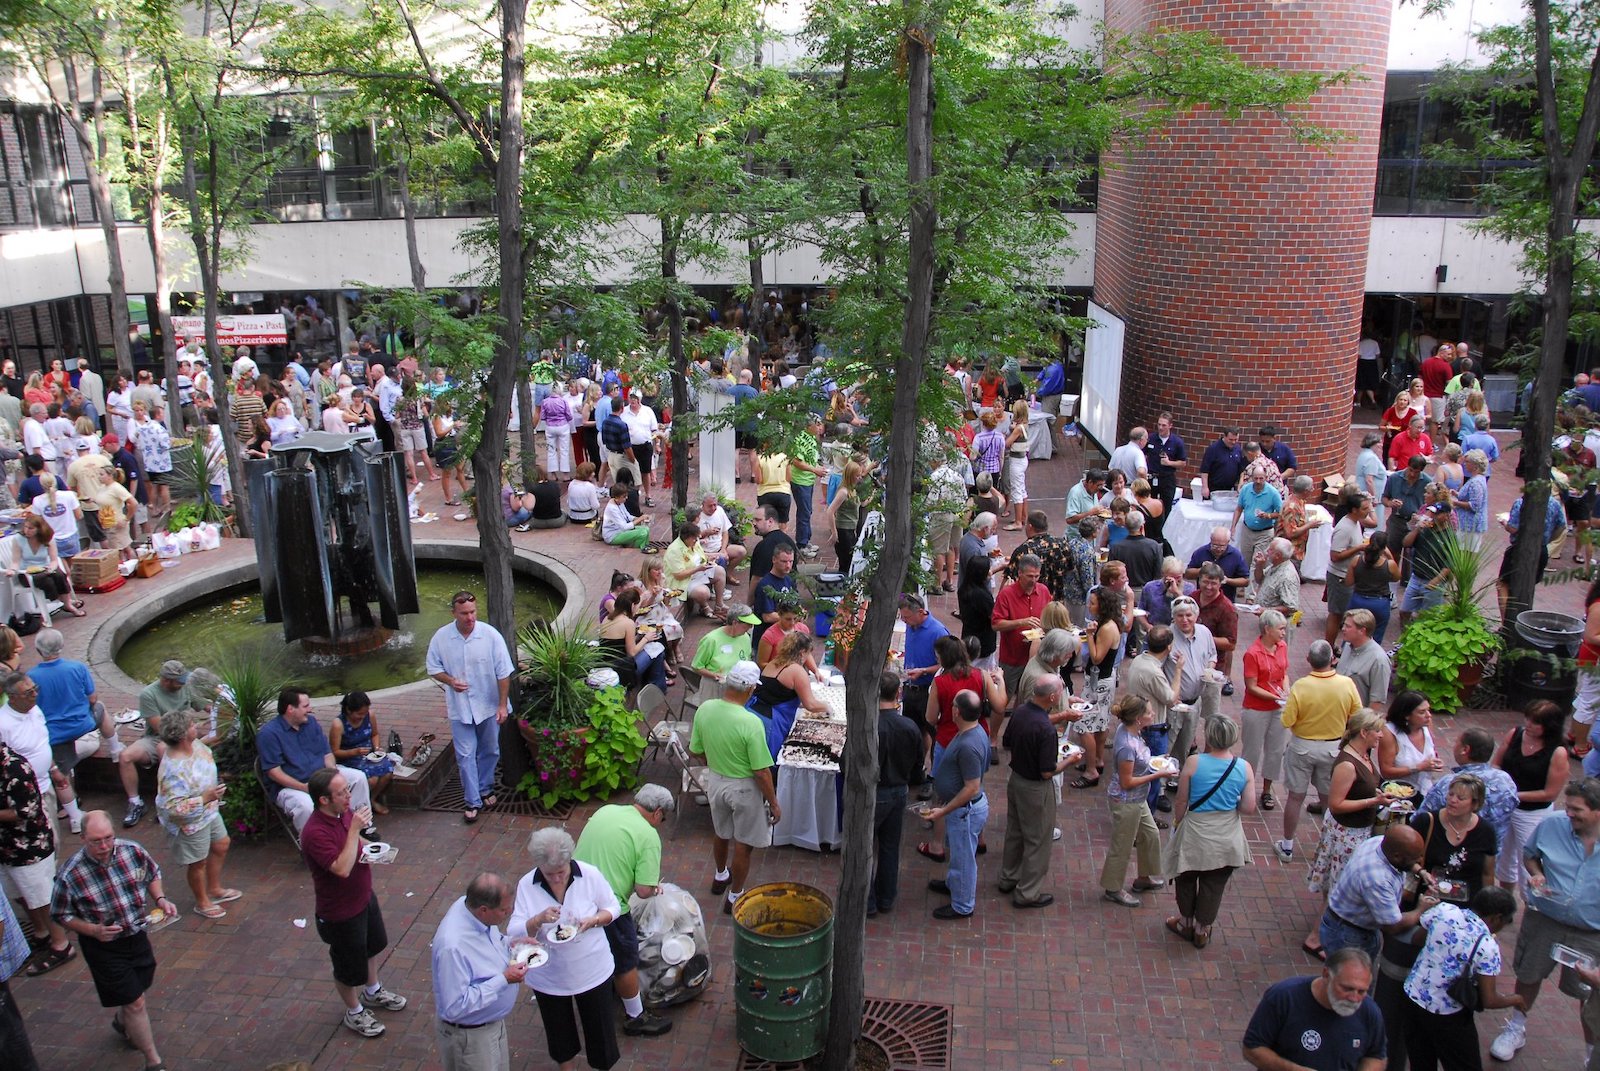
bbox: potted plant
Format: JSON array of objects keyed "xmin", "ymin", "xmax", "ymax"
[
  {"xmin": 166, "ymin": 437, "xmax": 233, "ymax": 531},
  {"xmin": 1393, "ymin": 530, "xmax": 1502, "ymax": 715},
  {"xmin": 209, "ymin": 655, "xmax": 293, "ymax": 840}
]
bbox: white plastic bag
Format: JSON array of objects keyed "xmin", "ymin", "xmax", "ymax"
[
  {"xmin": 195, "ymin": 523, "xmax": 221, "ymax": 551},
  {"xmin": 630, "ymin": 883, "xmax": 710, "ymax": 1008},
  {"xmin": 151, "ymin": 531, "xmax": 182, "ymax": 558}
]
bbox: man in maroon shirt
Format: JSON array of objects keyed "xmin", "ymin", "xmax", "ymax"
[
  {"xmin": 301, "ymin": 768, "xmax": 408, "ymax": 1039},
  {"xmin": 1194, "ymin": 563, "xmax": 1239, "ymax": 689},
  {"xmin": 991, "ymin": 554, "xmax": 1052, "ymax": 720},
  {"xmin": 1419, "ymin": 343, "xmax": 1454, "ymax": 438}
]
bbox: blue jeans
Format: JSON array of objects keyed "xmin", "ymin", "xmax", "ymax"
[
  {"xmin": 1347, "ymin": 592, "xmax": 1392, "ymax": 644},
  {"xmin": 449, "ymin": 717, "xmax": 501, "ymax": 808},
  {"xmin": 1142, "ymin": 725, "xmax": 1170, "ymax": 807},
  {"xmin": 871, "ymin": 785, "xmax": 908, "ymax": 911},
  {"xmin": 791, "ymin": 481, "xmax": 816, "ymax": 546},
  {"xmin": 635, "ymin": 649, "xmax": 669, "ymax": 692},
  {"xmin": 1586, "ymin": 720, "xmax": 1600, "ymax": 779},
  {"xmin": 505, "ymin": 507, "xmax": 533, "ymax": 526},
  {"xmin": 1319, "ymin": 911, "xmax": 1381, "ymax": 961},
  {"xmin": 942, "ymin": 793, "xmax": 989, "ymax": 916}
]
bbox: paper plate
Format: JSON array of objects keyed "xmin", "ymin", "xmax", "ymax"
[
  {"xmin": 660, "ymin": 934, "xmax": 695, "ymax": 965},
  {"xmin": 114, "ymin": 710, "xmax": 144, "ymax": 725},
  {"xmin": 363, "ymin": 841, "xmax": 390, "ymax": 857},
  {"xmin": 513, "ymin": 944, "xmax": 549, "ymax": 968},
  {"xmin": 549, "ymin": 924, "xmax": 580, "ymax": 944}
]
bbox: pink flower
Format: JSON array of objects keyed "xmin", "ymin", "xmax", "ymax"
[{"xmin": 540, "ymin": 772, "xmax": 550, "ymax": 782}]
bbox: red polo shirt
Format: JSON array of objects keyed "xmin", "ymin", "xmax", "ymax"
[{"xmin": 992, "ymin": 581, "xmax": 1051, "ymax": 668}]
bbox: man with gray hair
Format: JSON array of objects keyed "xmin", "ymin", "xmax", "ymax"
[
  {"xmin": 26, "ymin": 628, "xmax": 108, "ymax": 831},
  {"xmin": 1275, "ymin": 641, "xmax": 1362, "ymax": 863},
  {"xmin": 958, "ymin": 512, "xmax": 1002, "ymax": 583},
  {"xmin": 1110, "ymin": 510, "xmax": 1162, "ymax": 589},
  {"xmin": 1252, "ymin": 537, "xmax": 1301, "ymax": 620},
  {"xmin": 1166, "ymin": 598, "xmax": 1221, "ymax": 786},
  {"xmin": 998, "ymin": 673, "xmax": 1070, "ymax": 909},
  {"xmin": 430, "ymin": 872, "xmax": 527, "ymax": 1070},
  {"xmin": 575, "ymin": 785, "xmax": 675, "ymax": 1037},
  {"xmin": 689, "ymin": 661, "xmax": 779, "ymax": 914}
]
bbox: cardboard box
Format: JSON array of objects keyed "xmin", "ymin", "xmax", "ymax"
[{"xmin": 71, "ymin": 549, "xmax": 120, "ymax": 586}]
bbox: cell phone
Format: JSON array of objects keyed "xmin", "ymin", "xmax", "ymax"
[{"xmin": 1552, "ymin": 944, "xmax": 1596, "ymax": 971}]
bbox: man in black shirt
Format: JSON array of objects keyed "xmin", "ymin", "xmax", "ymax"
[
  {"xmin": 1110, "ymin": 511, "xmax": 1163, "ymax": 589},
  {"xmin": 998, "ymin": 674, "xmax": 1071, "ymax": 909},
  {"xmin": 1243, "ymin": 949, "xmax": 1386, "ymax": 1071},
  {"xmin": 748, "ymin": 505, "xmax": 798, "ymax": 584},
  {"xmin": 870, "ymin": 671, "xmax": 924, "ymax": 918}
]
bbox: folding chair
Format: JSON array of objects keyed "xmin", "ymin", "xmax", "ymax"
[
  {"xmin": 256, "ymin": 761, "xmax": 301, "ymax": 850},
  {"xmin": 664, "ymin": 731, "xmax": 708, "ymax": 827},
  {"xmin": 675, "ymin": 665, "xmax": 713, "ymax": 721},
  {"xmin": 635, "ymin": 683, "xmax": 679, "ymax": 772}
]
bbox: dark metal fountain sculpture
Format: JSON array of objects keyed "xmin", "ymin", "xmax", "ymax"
[{"xmin": 248, "ymin": 432, "xmax": 419, "ymax": 654}]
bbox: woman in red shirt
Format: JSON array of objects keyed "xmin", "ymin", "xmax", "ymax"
[
  {"xmin": 1575, "ymin": 574, "xmax": 1600, "ymax": 769},
  {"xmin": 1241, "ymin": 609, "xmax": 1291, "ymax": 810}
]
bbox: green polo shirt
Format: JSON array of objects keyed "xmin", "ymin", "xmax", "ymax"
[
  {"xmin": 691, "ymin": 628, "xmax": 753, "ymax": 678},
  {"xmin": 574, "ymin": 803, "xmax": 661, "ymax": 916},
  {"xmin": 689, "ymin": 698, "xmax": 772, "ymax": 779}
]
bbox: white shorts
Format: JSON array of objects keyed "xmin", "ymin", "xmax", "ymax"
[
  {"xmin": 1006, "ymin": 455, "xmax": 1029, "ymax": 503},
  {"xmin": 1, "ymin": 853, "xmax": 58, "ymax": 909},
  {"xmin": 1429, "ymin": 396, "xmax": 1446, "ymax": 423}
]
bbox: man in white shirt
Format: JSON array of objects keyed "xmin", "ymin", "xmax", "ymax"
[
  {"xmin": 230, "ymin": 345, "xmax": 259, "ymax": 384},
  {"xmin": 21, "ymin": 404, "xmax": 53, "ymax": 463},
  {"xmin": 1109, "ymin": 427, "xmax": 1150, "ymax": 484},
  {"xmin": 696, "ymin": 491, "xmax": 746, "ymax": 574}
]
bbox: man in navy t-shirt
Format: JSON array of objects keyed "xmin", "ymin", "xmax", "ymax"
[{"xmin": 1242, "ymin": 949, "xmax": 1386, "ymax": 1071}]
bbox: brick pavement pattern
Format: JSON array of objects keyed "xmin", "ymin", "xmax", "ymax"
[{"xmin": 11, "ymin": 425, "xmax": 1589, "ymax": 1070}]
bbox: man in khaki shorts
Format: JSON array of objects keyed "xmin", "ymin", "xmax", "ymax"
[
  {"xmin": 689, "ymin": 661, "xmax": 780, "ymax": 916},
  {"xmin": 925, "ymin": 460, "xmax": 967, "ymax": 592},
  {"xmin": 1274, "ymin": 640, "xmax": 1360, "ymax": 864}
]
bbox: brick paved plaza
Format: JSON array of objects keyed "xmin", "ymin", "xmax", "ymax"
[{"xmin": 10, "ymin": 426, "xmax": 1591, "ymax": 1071}]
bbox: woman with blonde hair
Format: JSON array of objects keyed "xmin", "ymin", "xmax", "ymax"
[
  {"xmin": 1003, "ymin": 399, "xmax": 1032, "ymax": 530},
  {"xmin": 31, "ymin": 470, "xmax": 83, "ymax": 561},
  {"xmin": 1302, "ymin": 708, "xmax": 1396, "ymax": 959},
  {"xmin": 826, "ymin": 459, "xmax": 865, "ymax": 573},
  {"xmin": 747, "ymin": 631, "xmax": 828, "ymax": 761},
  {"xmin": 635, "ymin": 554, "xmax": 685, "ymax": 678}
]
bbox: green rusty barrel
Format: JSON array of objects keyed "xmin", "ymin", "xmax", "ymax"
[{"xmin": 732, "ymin": 882, "xmax": 834, "ymax": 1063}]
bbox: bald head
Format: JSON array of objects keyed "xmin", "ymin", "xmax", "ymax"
[
  {"xmin": 465, "ymin": 872, "xmax": 511, "ymax": 912},
  {"xmin": 1381, "ymin": 825, "xmax": 1424, "ymax": 870}
]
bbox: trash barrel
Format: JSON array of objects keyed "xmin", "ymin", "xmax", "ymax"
[
  {"xmin": 1505, "ymin": 611, "xmax": 1583, "ymax": 708},
  {"xmin": 732, "ymin": 882, "xmax": 834, "ymax": 1063}
]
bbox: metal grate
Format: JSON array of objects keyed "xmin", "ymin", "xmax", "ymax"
[
  {"xmin": 733, "ymin": 999, "xmax": 952, "ymax": 1071},
  {"xmin": 418, "ymin": 768, "xmax": 575, "ymax": 820}
]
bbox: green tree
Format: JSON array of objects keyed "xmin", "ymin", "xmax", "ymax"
[
  {"xmin": 761, "ymin": 4, "xmax": 1340, "ymax": 1063},
  {"xmin": 1420, "ymin": 0, "xmax": 1600, "ymax": 618}
]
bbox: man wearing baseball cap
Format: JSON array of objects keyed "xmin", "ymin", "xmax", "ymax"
[
  {"xmin": 120, "ymin": 661, "xmax": 191, "ymax": 827},
  {"xmin": 66, "ymin": 436, "xmax": 110, "ymax": 502},
  {"xmin": 689, "ymin": 660, "xmax": 780, "ymax": 915},
  {"xmin": 688, "ymin": 605, "xmax": 762, "ymax": 684}
]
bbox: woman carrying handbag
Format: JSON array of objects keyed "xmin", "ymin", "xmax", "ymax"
[{"xmin": 1164, "ymin": 716, "xmax": 1256, "ymax": 949}]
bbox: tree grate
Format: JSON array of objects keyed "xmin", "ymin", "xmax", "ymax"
[
  {"xmin": 418, "ymin": 767, "xmax": 574, "ymax": 820},
  {"xmin": 733, "ymin": 998, "xmax": 953, "ymax": 1071}
]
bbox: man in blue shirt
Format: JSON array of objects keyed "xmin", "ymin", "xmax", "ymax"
[
  {"xmin": 1495, "ymin": 486, "xmax": 1567, "ymax": 611},
  {"xmin": 1232, "ymin": 467, "xmax": 1283, "ymax": 568},
  {"xmin": 28, "ymin": 631, "xmax": 113, "ymax": 788},
  {"xmin": 0, "ymin": 892, "xmax": 40, "ymax": 1070},
  {"xmin": 1242, "ymin": 949, "xmax": 1386, "ymax": 1071},
  {"xmin": 1199, "ymin": 426, "xmax": 1245, "ymax": 499},
  {"xmin": 1145, "ymin": 411, "xmax": 1187, "ymax": 509},
  {"xmin": 1492, "ymin": 779, "xmax": 1600, "ymax": 1061},
  {"xmin": 1064, "ymin": 469, "xmax": 1106, "ymax": 526},
  {"xmin": 1184, "ymin": 527, "xmax": 1250, "ymax": 601},
  {"xmin": 927, "ymin": 690, "xmax": 990, "ymax": 920},
  {"xmin": 258, "ymin": 687, "xmax": 376, "ymax": 838},
  {"xmin": 430, "ymin": 872, "xmax": 527, "ymax": 1067},
  {"xmin": 727, "ymin": 369, "xmax": 760, "ymax": 484},
  {"xmin": 1259, "ymin": 424, "xmax": 1298, "ymax": 480},
  {"xmin": 898, "ymin": 593, "xmax": 950, "ymax": 796}
]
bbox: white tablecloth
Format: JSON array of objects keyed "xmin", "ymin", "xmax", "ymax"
[
  {"xmin": 1027, "ymin": 408, "xmax": 1056, "ymax": 460},
  {"xmin": 773, "ymin": 766, "xmax": 840, "ymax": 851},
  {"xmin": 1166, "ymin": 497, "xmax": 1332, "ymax": 582}
]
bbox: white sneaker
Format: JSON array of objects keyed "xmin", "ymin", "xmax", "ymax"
[
  {"xmin": 1489, "ymin": 1016, "xmax": 1526, "ymax": 1061},
  {"xmin": 1052, "ymin": 827, "xmax": 1062, "ymax": 841},
  {"xmin": 1274, "ymin": 840, "xmax": 1294, "ymax": 863},
  {"xmin": 343, "ymin": 1008, "xmax": 386, "ymax": 1038}
]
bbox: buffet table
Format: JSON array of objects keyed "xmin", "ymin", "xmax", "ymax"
[
  {"xmin": 1165, "ymin": 496, "xmax": 1331, "ymax": 581},
  {"xmin": 771, "ymin": 682, "xmax": 848, "ymax": 852}
]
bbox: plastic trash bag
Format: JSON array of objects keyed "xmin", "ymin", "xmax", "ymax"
[{"xmin": 630, "ymin": 882, "xmax": 710, "ymax": 1008}]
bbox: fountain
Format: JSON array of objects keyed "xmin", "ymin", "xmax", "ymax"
[{"xmin": 247, "ymin": 432, "xmax": 419, "ymax": 655}]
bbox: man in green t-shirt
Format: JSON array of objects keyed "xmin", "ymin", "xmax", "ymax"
[
  {"xmin": 575, "ymin": 784, "xmax": 675, "ymax": 1038},
  {"xmin": 689, "ymin": 660, "xmax": 780, "ymax": 914},
  {"xmin": 787, "ymin": 414, "xmax": 827, "ymax": 558},
  {"xmin": 688, "ymin": 609, "xmax": 759, "ymax": 684},
  {"xmin": 121, "ymin": 659, "xmax": 194, "ymax": 827}
]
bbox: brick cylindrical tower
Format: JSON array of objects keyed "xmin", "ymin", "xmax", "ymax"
[{"xmin": 1093, "ymin": 0, "xmax": 1390, "ymax": 481}]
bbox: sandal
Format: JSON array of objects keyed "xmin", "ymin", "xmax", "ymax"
[
  {"xmin": 916, "ymin": 841, "xmax": 947, "ymax": 863},
  {"xmin": 212, "ymin": 889, "xmax": 243, "ymax": 904},
  {"xmin": 195, "ymin": 904, "xmax": 227, "ymax": 919},
  {"xmin": 1070, "ymin": 775, "xmax": 1100, "ymax": 789},
  {"xmin": 1261, "ymin": 791, "xmax": 1277, "ymax": 811},
  {"xmin": 1192, "ymin": 925, "xmax": 1213, "ymax": 950},
  {"xmin": 1165, "ymin": 916, "xmax": 1195, "ymax": 943},
  {"xmin": 27, "ymin": 943, "xmax": 76, "ymax": 975},
  {"xmin": 1301, "ymin": 940, "xmax": 1326, "ymax": 962},
  {"xmin": 463, "ymin": 808, "xmax": 480, "ymax": 824}
]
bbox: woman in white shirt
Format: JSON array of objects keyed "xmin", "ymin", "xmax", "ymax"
[
  {"xmin": 508, "ymin": 827, "xmax": 621, "ymax": 1071},
  {"xmin": 106, "ymin": 373, "xmax": 136, "ymax": 444},
  {"xmin": 32, "ymin": 473, "xmax": 83, "ymax": 559},
  {"xmin": 266, "ymin": 399, "xmax": 303, "ymax": 446}
]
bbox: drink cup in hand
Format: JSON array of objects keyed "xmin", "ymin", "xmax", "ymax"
[{"xmin": 354, "ymin": 806, "xmax": 374, "ymax": 830}]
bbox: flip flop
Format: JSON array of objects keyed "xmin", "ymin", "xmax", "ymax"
[
  {"xmin": 1301, "ymin": 941, "xmax": 1326, "ymax": 962},
  {"xmin": 212, "ymin": 889, "xmax": 243, "ymax": 904},
  {"xmin": 916, "ymin": 841, "xmax": 947, "ymax": 863},
  {"xmin": 463, "ymin": 808, "xmax": 480, "ymax": 824},
  {"xmin": 195, "ymin": 904, "xmax": 227, "ymax": 919}
]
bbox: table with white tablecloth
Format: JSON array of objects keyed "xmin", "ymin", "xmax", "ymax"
[
  {"xmin": 772, "ymin": 683, "xmax": 848, "ymax": 852},
  {"xmin": 1165, "ymin": 496, "xmax": 1331, "ymax": 581}
]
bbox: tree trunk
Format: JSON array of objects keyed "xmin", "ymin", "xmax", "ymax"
[
  {"xmin": 480, "ymin": 0, "xmax": 530, "ymax": 784},
  {"xmin": 518, "ymin": 377, "xmax": 538, "ymax": 488},
  {"xmin": 395, "ymin": 156, "xmax": 427, "ymax": 291},
  {"xmin": 61, "ymin": 61, "xmax": 133, "ymax": 375},
  {"xmin": 821, "ymin": 16, "xmax": 937, "ymax": 1071},
  {"xmin": 745, "ymin": 238, "xmax": 764, "ymax": 371}
]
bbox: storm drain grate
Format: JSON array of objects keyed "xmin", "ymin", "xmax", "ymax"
[
  {"xmin": 419, "ymin": 768, "xmax": 575, "ymax": 820},
  {"xmin": 733, "ymin": 998, "xmax": 953, "ymax": 1071}
]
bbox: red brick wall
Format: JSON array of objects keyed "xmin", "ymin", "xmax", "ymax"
[{"xmin": 1093, "ymin": 0, "xmax": 1391, "ymax": 481}]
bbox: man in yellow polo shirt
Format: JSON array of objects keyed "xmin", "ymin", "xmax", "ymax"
[
  {"xmin": 689, "ymin": 661, "xmax": 780, "ymax": 915},
  {"xmin": 1275, "ymin": 640, "xmax": 1361, "ymax": 863}
]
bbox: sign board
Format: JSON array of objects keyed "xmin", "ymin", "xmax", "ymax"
[{"xmin": 171, "ymin": 314, "xmax": 287, "ymax": 347}]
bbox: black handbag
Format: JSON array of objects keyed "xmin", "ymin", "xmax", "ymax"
[{"xmin": 1447, "ymin": 932, "xmax": 1487, "ymax": 1013}]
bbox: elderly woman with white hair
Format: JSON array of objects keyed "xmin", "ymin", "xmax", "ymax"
[
  {"xmin": 510, "ymin": 826, "xmax": 622, "ymax": 1071},
  {"xmin": 154, "ymin": 707, "xmax": 240, "ymax": 918}
]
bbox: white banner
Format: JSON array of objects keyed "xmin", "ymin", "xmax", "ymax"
[
  {"xmin": 171, "ymin": 314, "xmax": 287, "ymax": 347},
  {"xmin": 1081, "ymin": 300, "xmax": 1124, "ymax": 454}
]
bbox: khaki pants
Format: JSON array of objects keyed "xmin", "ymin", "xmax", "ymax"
[
  {"xmin": 999, "ymin": 772, "xmax": 1055, "ymax": 903},
  {"xmin": 437, "ymin": 1017, "xmax": 510, "ymax": 1071},
  {"xmin": 1100, "ymin": 798, "xmax": 1162, "ymax": 891},
  {"xmin": 1238, "ymin": 524, "xmax": 1276, "ymax": 569}
]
